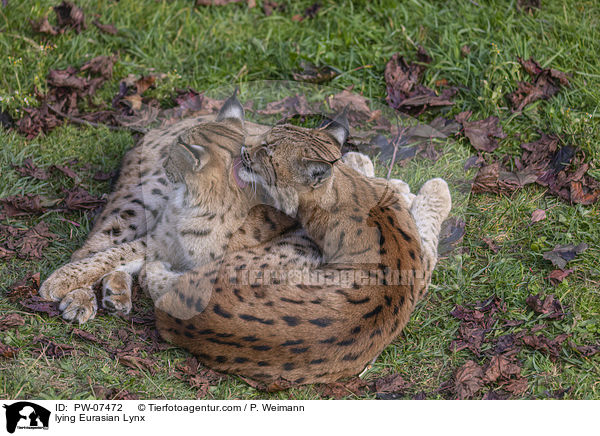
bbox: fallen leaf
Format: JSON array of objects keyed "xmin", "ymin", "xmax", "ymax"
[
  {"xmin": 50, "ymin": 163, "xmax": 80, "ymax": 181},
  {"xmin": 118, "ymin": 354, "xmax": 157, "ymax": 374},
  {"xmin": 502, "ymin": 377, "xmax": 528, "ymax": 395},
  {"xmin": 6, "ymin": 272, "xmax": 41, "ymax": 302},
  {"xmin": 174, "ymin": 357, "xmax": 226, "ymax": 396},
  {"xmin": 483, "ymin": 355, "xmax": 522, "ymax": 383},
  {"xmin": 385, "ymin": 51, "xmax": 455, "ymax": 114},
  {"xmin": 530, "ymin": 208, "xmax": 546, "ymax": 223},
  {"xmin": 315, "ymin": 378, "xmax": 368, "ymax": 399},
  {"xmin": 450, "ymin": 323, "xmax": 486, "ymax": 356},
  {"xmin": 34, "ymin": 336, "xmax": 75, "ymax": 358},
  {"xmin": 13, "ymin": 158, "xmax": 49, "ymax": 180},
  {"xmin": 134, "ymin": 75, "xmax": 156, "ymax": 95},
  {"xmin": 257, "ymin": 94, "xmax": 313, "ymax": 119},
  {"xmin": 47, "ymin": 67, "xmax": 87, "ymax": 90},
  {"xmin": 80, "ymin": 55, "xmax": 116, "ymax": 79},
  {"xmin": 521, "ymin": 333, "xmax": 568, "ymax": 359},
  {"xmin": 0, "ymin": 194, "xmax": 58, "ymax": 217},
  {"xmin": 472, "ymin": 162, "xmax": 538, "ymax": 195},
  {"xmin": 542, "ymin": 243, "xmax": 588, "ymax": 269},
  {"xmin": 0, "ymin": 246, "xmax": 16, "ymax": 260},
  {"xmin": 0, "ymin": 313, "xmax": 25, "ymax": 331},
  {"xmin": 494, "ymin": 334, "xmax": 519, "ymax": 355},
  {"xmin": 53, "ymin": 1, "xmax": 86, "ymax": 33},
  {"xmin": 327, "ymin": 89, "xmax": 372, "ymax": 124},
  {"xmin": 71, "ymin": 328, "xmax": 106, "ymax": 345},
  {"xmin": 62, "ymin": 187, "xmax": 106, "ymax": 211},
  {"xmin": 16, "ymin": 103, "xmax": 62, "ymax": 139},
  {"xmin": 568, "ymin": 340, "xmax": 600, "ymax": 357},
  {"xmin": 303, "ymin": 2, "xmax": 321, "ymax": 19},
  {"xmin": 526, "ymin": 293, "xmax": 565, "ymax": 320},
  {"xmin": 482, "ymin": 390, "xmax": 510, "ymax": 400},
  {"xmin": 92, "ymin": 19, "xmax": 118, "ymax": 35},
  {"xmin": 455, "ymin": 360, "xmax": 484, "ymax": 399},
  {"xmin": 19, "ymin": 222, "xmax": 57, "ymax": 259},
  {"xmin": 459, "ymin": 115, "xmax": 507, "ymax": 153},
  {"xmin": 0, "ymin": 110, "xmax": 14, "ymax": 129},
  {"xmin": 93, "ymin": 169, "xmax": 117, "ymax": 181},
  {"xmin": 91, "ymin": 384, "xmax": 138, "ymax": 400},
  {"xmin": 548, "ymin": 269, "xmax": 573, "ymax": 285},
  {"xmin": 373, "ymin": 373, "xmax": 410, "ymax": 394},
  {"xmin": 507, "ymin": 57, "xmax": 569, "ymax": 112},
  {"xmin": 8, "ymin": 273, "xmax": 61, "ymax": 317},
  {"xmin": 544, "ymin": 387, "xmax": 571, "ymax": 399}
]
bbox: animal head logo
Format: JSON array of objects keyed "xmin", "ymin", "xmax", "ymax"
[{"xmin": 3, "ymin": 402, "xmax": 50, "ymax": 434}]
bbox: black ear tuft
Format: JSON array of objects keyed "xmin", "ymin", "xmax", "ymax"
[
  {"xmin": 304, "ymin": 160, "xmax": 333, "ymax": 187},
  {"xmin": 322, "ymin": 106, "xmax": 349, "ymax": 146},
  {"xmin": 217, "ymin": 88, "xmax": 245, "ymax": 123}
]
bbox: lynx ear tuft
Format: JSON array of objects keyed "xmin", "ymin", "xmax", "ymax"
[{"xmin": 216, "ymin": 88, "xmax": 245, "ymax": 124}]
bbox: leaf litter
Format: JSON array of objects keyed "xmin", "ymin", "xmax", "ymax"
[
  {"xmin": 385, "ymin": 48, "xmax": 456, "ymax": 115},
  {"xmin": 507, "ymin": 57, "xmax": 570, "ymax": 112},
  {"xmin": 448, "ymin": 294, "xmax": 582, "ymax": 399}
]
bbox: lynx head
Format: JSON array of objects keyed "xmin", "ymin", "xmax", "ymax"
[{"xmin": 238, "ymin": 111, "xmax": 349, "ymax": 215}]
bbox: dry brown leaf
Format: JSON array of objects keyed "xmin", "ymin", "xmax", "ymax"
[
  {"xmin": 0, "ymin": 314, "xmax": 25, "ymax": 331},
  {"xmin": 548, "ymin": 269, "xmax": 573, "ymax": 285},
  {"xmin": 455, "ymin": 360, "xmax": 484, "ymax": 399}
]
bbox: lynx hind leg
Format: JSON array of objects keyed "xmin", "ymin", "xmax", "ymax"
[
  {"xmin": 342, "ymin": 152, "xmax": 375, "ymax": 177},
  {"xmin": 410, "ymin": 178, "xmax": 452, "ymax": 279}
]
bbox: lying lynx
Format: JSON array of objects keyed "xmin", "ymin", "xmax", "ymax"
[{"xmin": 152, "ymin": 109, "xmax": 451, "ymax": 386}]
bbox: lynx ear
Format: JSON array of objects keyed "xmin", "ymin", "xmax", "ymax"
[
  {"xmin": 216, "ymin": 88, "xmax": 245, "ymax": 124},
  {"xmin": 322, "ymin": 107, "xmax": 349, "ymax": 146},
  {"xmin": 303, "ymin": 159, "xmax": 333, "ymax": 188},
  {"xmin": 163, "ymin": 136, "xmax": 208, "ymax": 183}
]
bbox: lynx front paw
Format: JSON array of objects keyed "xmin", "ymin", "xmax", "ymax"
[
  {"xmin": 39, "ymin": 271, "xmax": 78, "ymax": 302},
  {"xmin": 59, "ymin": 288, "xmax": 98, "ymax": 324},
  {"xmin": 101, "ymin": 271, "xmax": 133, "ymax": 314}
]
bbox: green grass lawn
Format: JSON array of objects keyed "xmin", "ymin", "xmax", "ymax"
[{"xmin": 1, "ymin": 0, "xmax": 599, "ymax": 400}]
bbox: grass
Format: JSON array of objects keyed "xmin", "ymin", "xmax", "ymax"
[{"xmin": 1, "ymin": 0, "xmax": 599, "ymax": 400}]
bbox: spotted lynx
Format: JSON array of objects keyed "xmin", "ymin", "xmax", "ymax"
[
  {"xmin": 153, "ymin": 108, "xmax": 451, "ymax": 386},
  {"xmin": 40, "ymin": 93, "xmax": 450, "ymax": 386}
]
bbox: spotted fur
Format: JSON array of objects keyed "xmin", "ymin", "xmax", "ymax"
[{"xmin": 154, "ymin": 114, "xmax": 451, "ymax": 387}]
